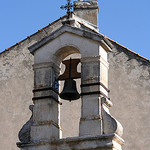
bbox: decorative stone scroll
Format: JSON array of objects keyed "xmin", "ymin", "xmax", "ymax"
[{"xmin": 101, "ymin": 97, "xmax": 123, "ymax": 137}]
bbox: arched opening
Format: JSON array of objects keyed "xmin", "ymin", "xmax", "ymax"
[
  {"xmin": 54, "ymin": 46, "xmax": 81, "ymax": 138},
  {"xmin": 53, "ymin": 46, "xmax": 80, "ymax": 66}
]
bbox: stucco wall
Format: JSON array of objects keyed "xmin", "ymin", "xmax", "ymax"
[
  {"xmin": 0, "ymin": 23, "xmax": 150, "ymax": 150},
  {"xmin": 0, "ymin": 46, "xmax": 33, "ymax": 150},
  {"xmin": 108, "ymin": 43, "xmax": 150, "ymax": 150}
]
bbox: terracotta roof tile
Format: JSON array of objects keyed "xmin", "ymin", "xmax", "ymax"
[
  {"xmin": 106, "ymin": 36, "xmax": 150, "ymax": 62},
  {"xmin": 95, "ymin": 32, "xmax": 150, "ymax": 63},
  {"xmin": 1, "ymin": 15, "xmax": 67, "ymax": 54},
  {"xmin": 81, "ymin": 23, "xmax": 150, "ymax": 62}
]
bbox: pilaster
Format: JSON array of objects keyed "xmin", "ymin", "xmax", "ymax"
[
  {"xmin": 79, "ymin": 55, "xmax": 109, "ymax": 136},
  {"xmin": 30, "ymin": 62, "xmax": 61, "ymax": 141}
]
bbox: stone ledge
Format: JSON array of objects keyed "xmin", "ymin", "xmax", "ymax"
[{"xmin": 17, "ymin": 134, "xmax": 124, "ymax": 150}]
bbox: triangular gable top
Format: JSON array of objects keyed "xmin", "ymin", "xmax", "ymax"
[
  {"xmin": 1, "ymin": 15, "xmax": 149, "ymax": 63},
  {"xmin": 29, "ymin": 24, "xmax": 112, "ymax": 55}
]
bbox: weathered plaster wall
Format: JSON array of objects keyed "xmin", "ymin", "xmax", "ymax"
[
  {"xmin": 0, "ymin": 46, "xmax": 33, "ymax": 150},
  {"xmin": 108, "ymin": 43, "xmax": 150, "ymax": 150},
  {"xmin": 0, "ymin": 19, "xmax": 64, "ymax": 150}
]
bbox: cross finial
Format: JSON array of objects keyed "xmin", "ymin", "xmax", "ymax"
[{"xmin": 60, "ymin": 0, "xmax": 74, "ymax": 18}]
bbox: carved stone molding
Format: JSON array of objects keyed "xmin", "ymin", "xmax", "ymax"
[{"xmin": 101, "ymin": 97, "xmax": 123, "ymax": 137}]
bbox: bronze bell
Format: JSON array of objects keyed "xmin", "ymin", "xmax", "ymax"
[
  {"xmin": 59, "ymin": 58, "xmax": 80, "ymax": 101},
  {"xmin": 60, "ymin": 78, "xmax": 80, "ymax": 101}
]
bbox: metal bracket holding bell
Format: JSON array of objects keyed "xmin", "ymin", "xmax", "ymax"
[{"xmin": 58, "ymin": 58, "xmax": 81, "ymax": 102}]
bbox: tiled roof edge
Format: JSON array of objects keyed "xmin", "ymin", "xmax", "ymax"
[
  {"xmin": 78, "ymin": 22, "xmax": 149, "ymax": 63},
  {"xmin": 1, "ymin": 14, "xmax": 149, "ymax": 63},
  {"xmin": 0, "ymin": 15, "xmax": 67, "ymax": 55},
  {"xmin": 98, "ymin": 33, "xmax": 150, "ymax": 63},
  {"xmin": 106, "ymin": 36, "xmax": 150, "ymax": 63}
]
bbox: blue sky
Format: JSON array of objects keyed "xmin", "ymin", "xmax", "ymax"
[{"xmin": 0, "ymin": 0, "xmax": 150, "ymax": 59}]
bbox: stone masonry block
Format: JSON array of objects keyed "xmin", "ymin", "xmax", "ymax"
[
  {"xmin": 33, "ymin": 100, "xmax": 58, "ymax": 123},
  {"xmin": 79, "ymin": 119, "xmax": 102, "ymax": 136},
  {"xmin": 34, "ymin": 67, "xmax": 52, "ymax": 88},
  {"xmin": 30, "ymin": 124, "xmax": 59, "ymax": 141},
  {"xmin": 81, "ymin": 95, "xmax": 100, "ymax": 117}
]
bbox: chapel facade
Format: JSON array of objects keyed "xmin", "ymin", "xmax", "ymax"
[{"xmin": 0, "ymin": 1, "xmax": 150, "ymax": 150}]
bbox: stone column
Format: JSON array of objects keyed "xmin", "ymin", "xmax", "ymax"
[
  {"xmin": 80, "ymin": 49, "xmax": 109, "ymax": 136},
  {"xmin": 30, "ymin": 62, "xmax": 61, "ymax": 141}
]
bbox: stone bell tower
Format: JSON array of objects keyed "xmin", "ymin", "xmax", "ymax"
[{"xmin": 17, "ymin": 0, "xmax": 124, "ymax": 150}]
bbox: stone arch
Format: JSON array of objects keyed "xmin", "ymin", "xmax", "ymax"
[
  {"xmin": 53, "ymin": 45, "xmax": 80, "ymax": 68},
  {"xmin": 33, "ymin": 32, "xmax": 100, "ymax": 65}
]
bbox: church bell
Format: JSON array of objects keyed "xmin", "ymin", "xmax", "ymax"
[
  {"xmin": 59, "ymin": 58, "xmax": 81, "ymax": 101},
  {"xmin": 60, "ymin": 79, "xmax": 80, "ymax": 101}
]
